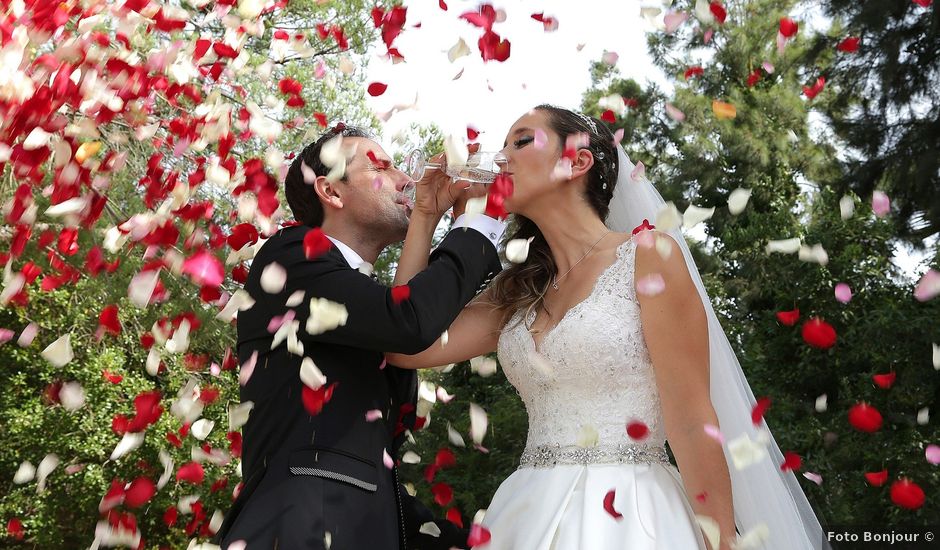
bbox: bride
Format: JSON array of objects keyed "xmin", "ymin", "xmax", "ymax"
[{"xmin": 386, "ymin": 105, "xmax": 826, "ymax": 550}]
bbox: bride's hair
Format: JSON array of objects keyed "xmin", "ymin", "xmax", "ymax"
[{"xmin": 488, "ymin": 105, "xmax": 619, "ymax": 328}]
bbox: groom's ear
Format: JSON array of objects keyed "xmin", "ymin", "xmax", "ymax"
[
  {"xmin": 569, "ymin": 148, "xmax": 595, "ymax": 181},
  {"xmin": 314, "ymin": 175, "xmax": 344, "ymax": 210}
]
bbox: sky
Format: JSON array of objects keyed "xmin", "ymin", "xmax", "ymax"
[
  {"xmin": 364, "ymin": 0, "xmax": 665, "ymax": 151},
  {"xmin": 362, "ymin": 0, "xmax": 933, "ymax": 278}
]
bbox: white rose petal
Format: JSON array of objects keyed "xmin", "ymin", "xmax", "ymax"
[
  {"xmin": 728, "ymin": 188, "xmax": 751, "ymax": 215},
  {"xmin": 300, "ymin": 357, "xmax": 327, "ymax": 389},
  {"xmin": 447, "ymin": 38, "xmax": 471, "ymax": 62},
  {"xmin": 727, "ymin": 433, "xmax": 769, "ymax": 470},
  {"xmin": 917, "ymin": 407, "xmax": 929, "ymax": 425},
  {"xmin": 228, "ymin": 401, "xmax": 254, "ymax": 431},
  {"xmin": 260, "ymin": 262, "xmax": 287, "ymax": 294},
  {"xmin": 765, "ymin": 238, "xmax": 802, "ymax": 254},
  {"xmin": 59, "ymin": 381, "xmax": 85, "ymax": 411},
  {"xmin": 655, "ymin": 202, "xmax": 682, "ymax": 231},
  {"xmin": 419, "ymin": 522, "xmax": 441, "ymax": 538},
  {"xmin": 683, "ymin": 205, "xmax": 715, "ymax": 228},
  {"xmin": 110, "ymin": 432, "xmax": 145, "ymax": 461},
  {"xmin": 191, "ymin": 419, "xmax": 215, "ymax": 440},
  {"xmin": 41, "ymin": 334, "xmax": 73, "ymax": 367},
  {"xmin": 447, "ymin": 422, "xmax": 466, "ymax": 448},
  {"xmin": 576, "ymin": 424, "xmax": 599, "ymax": 448},
  {"xmin": 694, "ymin": 0, "xmax": 715, "ymax": 24},
  {"xmin": 469, "ymin": 403, "xmax": 488, "ymax": 445},
  {"xmin": 735, "ymin": 523, "xmax": 770, "ymax": 550},
  {"xmin": 36, "ymin": 453, "xmax": 59, "ymax": 493},
  {"xmin": 506, "ymin": 237, "xmax": 534, "ymax": 264},
  {"xmin": 128, "ymin": 270, "xmax": 160, "ymax": 308},
  {"xmin": 469, "ymin": 355, "xmax": 498, "ymax": 377},
  {"xmin": 402, "ymin": 451, "xmax": 421, "ymax": 464},
  {"xmin": 839, "ymin": 195, "xmax": 855, "ymax": 219},
  {"xmin": 695, "ymin": 515, "xmax": 720, "ymax": 550},
  {"xmin": 932, "ymin": 343, "xmax": 939, "ymax": 370},
  {"xmin": 306, "ymin": 298, "xmax": 348, "ymax": 335},
  {"xmin": 14, "ymin": 461, "xmax": 36, "ymax": 484},
  {"xmin": 158, "ymin": 450, "xmax": 174, "ymax": 490},
  {"xmin": 798, "ymin": 244, "xmax": 829, "ymax": 265},
  {"xmin": 815, "ymin": 394, "xmax": 828, "ymax": 413}
]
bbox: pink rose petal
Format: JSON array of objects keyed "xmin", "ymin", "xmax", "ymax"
[
  {"xmin": 664, "ymin": 11, "xmax": 689, "ymax": 33},
  {"xmin": 914, "ymin": 269, "xmax": 940, "ymax": 302},
  {"xmin": 239, "ymin": 351, "xmax": 258, "ymax": 386},
  {"xmin": 834, "ymin": 283, "xmax": 852, "ymax": 304},
  {"xmin": 17, "ymin": 323, "xmax": 38, "ymax": 347},
  {"xmin": 926, "ymin": 445, "xmax": 940, "ymax": 465},
  {"xmin": 636, "ymin": 273, "xmax": 666, "ymax": 296},
  {"xmin": 366, "ymin": 409, "xmax": 384, "ymax": 422},
  {"xmin": 665, "ymin": 103, "xmax": 685, "ymax": 122},
  {"xmin": 872, "ymin": 191, "xmax": 890, "ymax": 217}
]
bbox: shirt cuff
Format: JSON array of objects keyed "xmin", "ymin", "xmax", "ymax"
[{"xmin": 452, "ymin": 213, "xmax": 507, "ymax": 249}]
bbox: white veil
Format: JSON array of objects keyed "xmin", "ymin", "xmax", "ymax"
[{"xmin": 605, "ymin": 146, "xmax": 829, "ymax": 550}]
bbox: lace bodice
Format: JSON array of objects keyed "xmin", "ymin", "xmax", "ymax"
[{"xmin": 497, "ymin": 236, "xmax": 667, "ymax": 454}]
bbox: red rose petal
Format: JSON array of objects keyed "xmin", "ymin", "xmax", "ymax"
[
  {"xmin": 99, "ymin": 304, "xmax": 122, "ymax": 335},
  {"xmin": 626, "ymin": 420, "xmax": 649, "ymax": 440},
  {"xmin": 601, "ymin": 109, "xmax": 616, "ymax": 123},
  {"xmin": 303, "ymin": 228, "xmax": 332, "ymax": 259},
  {"xmin": 890, "ymin": 478, "xmax": 925, "ymax": 510},
  {"xmin": 837, "ymin": 37, "xmax": 860, "ymax": 53},
  {"xmin": 631, "ymin": 219, "xmax": 656, "ymax": 235},
  {"xmin": 751, "ymin": 396, "xmax": 772, "ymax": 425},
  {"xmin": 865, "ymin": 469, "xmax": 888, "ymax": 487},
  {"xmin": 431, "ymin": 482, "xmax": 453, "ymax": 506},
  {"xmin": 779, "ymin": 17, "xmax": 799, "ymax": 38},
  {"xmin": 603, "ymin": 489, "xmax": 623, "ymax": 519},
  {"xmin": 848, "ymin": 402, "xmax": 883, "ymax": 433},
  {"xmin": 301, "ymin": 382, "xmax": 338, "ymax": 415},
  {"xmin": 872, "ymin": 372, "xmax": 896, "ymax": 389},
  {"xmin": 7, "ymin": 518, "xmax": 24, "ymax": 540},
  {"xmin": 776, "ymin": 308, "xmax": 800, "ymax": 326},
  {"xmin": 801, "ymin": 317, "xmax": 836, "ymax": 349},
  {"xmin": 467, "ymin": 524, "xmax": 491, "ymax": 546},
  {"xmin": 124, "ymin": 477, "xmax": 156, "ymax": 508},
  {"xmin": 391, "ymin": 285, "xmax": 411, "ymax": 304},
  {"xmin": 709, "ymin": 2, "xmax": 727, "ymax": 24},
  {"xmin": 176, "ymin": 462, "xmax": 205, "ymax": 484},
  {"xmin": 780, "ymin": 451, "xmax": 802, "ymax": 472},
  {"xmin": 446, "ymin": 507, "xmax": 463, "ymax": 527},
  {"xmin": 368, "ymin": 82, "xmax": 388, "ymax": 96}
]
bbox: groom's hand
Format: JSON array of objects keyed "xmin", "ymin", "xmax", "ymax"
[{"xmin": 412, "ymin": 152, "xmax": 464, "ymax": 221}]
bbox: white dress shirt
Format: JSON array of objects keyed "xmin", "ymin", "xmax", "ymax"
[{"xmin": 325, "ymin": 215, "xmax": 507, "ymax": 276}]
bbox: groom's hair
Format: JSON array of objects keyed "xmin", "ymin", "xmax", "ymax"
[{"xmin": 284, "ymin": 124, "xmax": 372, "ymax": 227}]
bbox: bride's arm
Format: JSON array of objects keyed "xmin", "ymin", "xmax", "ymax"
[
  {"xmin": 385, "ymin": 288, "xmax": 503, "ymax": 369},
  {"xmin": 635, "ymin": 232, "xmax": 737, "ymax": 550}
]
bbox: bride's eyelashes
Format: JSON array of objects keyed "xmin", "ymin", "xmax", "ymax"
[{"xmin": 513, "ymin": 136, "xmax": 534, "ymax": 149}]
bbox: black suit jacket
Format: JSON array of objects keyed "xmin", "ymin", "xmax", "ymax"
[{"xmin": 215, "ymin": 223, "xmax": 501, "ymax": 549}]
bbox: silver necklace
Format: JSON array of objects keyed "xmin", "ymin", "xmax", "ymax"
[{"xmin": 552, "ymin": 230, "xmax": 611, "ymax": 290}]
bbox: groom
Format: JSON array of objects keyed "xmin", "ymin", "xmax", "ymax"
[{"xmin": 214, "ymin": 124, "xmax": 505, "ymax": 549}]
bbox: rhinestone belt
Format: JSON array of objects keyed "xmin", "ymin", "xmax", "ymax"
[{"xmin": 518, "ymin": 444, "xmax": 670, "ymax": 469}]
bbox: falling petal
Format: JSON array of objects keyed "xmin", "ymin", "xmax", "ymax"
[
  {"xmin": 383, "ymin": 449, "xmax": 394, "ymax": 469},
  {"xmin": 766, "ymin": 238, "xmax": 801, "ymax": 254},
  {"xmin": 727, "ymin": 433, "xmax": 769, "ymax": 469},
  {"xmin": 601, "ymin": 50, "xmax": 619, "ymax": 65},
  {"xmin": 300, "ymin": 357, "xmax": 327, "ymax": 389},
  {"xmin": 419, "ymin": 522, "xmax": 442, "ymax": 537},
  {"xmin": 59, "ymin": 381, "xmax": 85, "ymax": 411},
  {"xmin": 798, "ymin": 243, "xmax": 829, "ymax": 265},
  {"xmin": 239, "ymin": 351, "xmax": 258, "ymax": 386},
  {"xmin": 839, "ymin": 195, "xmax": 855, "ymax": 219},
  {"xmin": 229, "ymin": 401, "xmax": 255, "ymax": 431},
  {"xmin": 712, "ymin": 100, "xmax": 737, "ymax": 119},
  {"xmin": 533, "ymin": 128, "xmax": 548, "ymax": 149},
  {"xmin": 815, "ymin": 394, "xmax": 828, "ymax": 413},
  {"xmin": 917, "ymin": 407, "xmax": 929, "ymax": 425},
  {"xmin": 872, "ymin": 191, "xmax": 890, "ymax": 217},
  {"xmin": 932, "ymin": 343, "xmax": 939, "ymax": 370},
  {"xmin": 365, "ymin": 409, "xmax": 383, "ymax": 422},
  {"xmin": 655, "ymin": 202, "xmax": 682, "ymax": 231},
  {"xmin": 577, "ymin": 424, "xmax": 599, "ymax": 448},
  {"xmin": 448, "ymin": 38, "xmax": 471, "ymax": 62},
  {"xmin": 803, "ymin": 472, "xmax": 823, "ymax": 485},
  {"xmin": 834, "ymin": 283, "xmax": 852, "ymax": 303},
  {"xmin": 260, "ymin": 262, "xmax": 287, "ymax": 294},
  {"xmin": 925, "ymin": 445, "xmax": 940, "ymax": 465},
  {"xmin": 13, "ymin": 462, "xmax": 35, "ymax": 484},
  {"xmin": 695, "ymin": 515, "xmax": 720, "ymax": 549},
  {"xmin": 191, "ymin": 418, "xmax": 215, "ymax": 440},
  {"xmin": 469, "ymin": 403, "xmax": 488, "ymax": 445},
  {"xmin": 636, "ymin": 273, "xmax": 666, "ymax": 296},
  {"xmin": 665, "ymin": 103, "xmax": 685, "ymax": 122},
  {"xmin": 703, "ymin": 423, "xmax": 725, "ymax": 444},
  {"xmin": 664, "ymin": 11, "xmax": 689, "ymax": 33},
  {"xmin": 727, "ymin": 188, "xmax": 751, "ymax": 214},
  {"xmin": 110, "ymin": 432, "xmax": 145, "ymax": 461},
  {"xmin": 890, "ymin": 478, "xmax": 925, "ymax": 510},
  {"xmin": 447, "ymin": 422, "xmax": 466, "ymax": 447},
  {"xmin": 603, "ymin": 489, "xmax": 624, "ymax": 519},
  {"xmin": 36, "ymin": 454, "xmax": 60, "ymax": 493},
  {"xmin": 506, "ymin": 237, "xmax": 534, "ymax": 264},
  {"xmin": 914, "ymin": 269, "xmax": 940, "ymax": 302},
  {"xmin": 683, "ymin": 205, "xmax": 715, "ymax": 228},
  {"xmin": 736, "ymin": 524, "xmax": 770, "ymax": 549},
  {"xmin": 41, "ymin": 334, "xmax": 73, "ymax": 367},
  {"xmin": 848, "ymin": 402, "xmax": 882, "ymax": 432},
  {"xmin": 630, "ymin": 161, "xmax": 646, "ymax": 182},
  {"xmin": 470, "ymin": 355, "xmax": 498, "ymax": 377}
]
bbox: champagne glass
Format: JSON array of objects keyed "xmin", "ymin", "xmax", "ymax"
[{"xmin": 402, "ymin": 149, "xmax": 506, "ymax": 203}]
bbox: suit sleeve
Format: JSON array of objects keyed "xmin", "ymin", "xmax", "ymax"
[{"xmin": 252, "ymin": 227, "xmax": 502, "ymax": 355}]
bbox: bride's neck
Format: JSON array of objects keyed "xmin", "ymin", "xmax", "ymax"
[{"xmin": 529, "ymin": 203, "xmax": 611, "ymax": 276}]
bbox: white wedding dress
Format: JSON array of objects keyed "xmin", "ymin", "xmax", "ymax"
[{"xmin": 479, "ymin": 236, "xmax": 708, "ymax": 550}]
